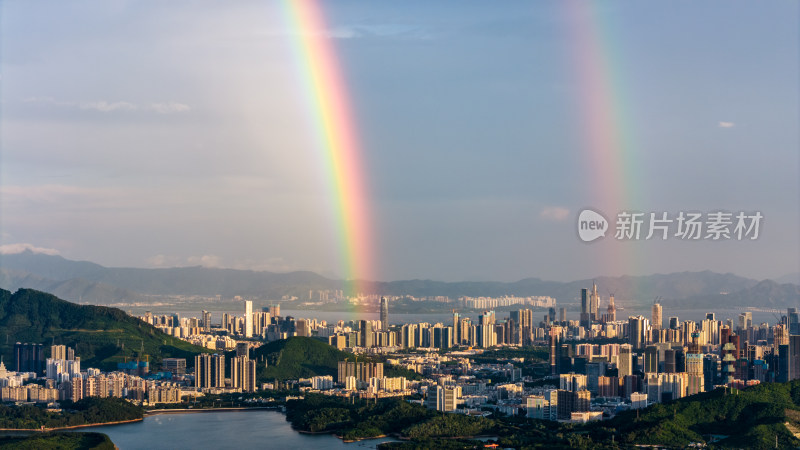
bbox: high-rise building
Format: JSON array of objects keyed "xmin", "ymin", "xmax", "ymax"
[
  {"xmin": 244, "ymin": 301, "xmax": 253, "ymax": 338},
  {"xmin": 628, "ymin": 316, "xmax": 648, "ymax": 349},
  {"xmin": 380, "ymin": 297, "xmax": 389, "ymax": 331},
  {"xmin": 14, "ymin": 343, "xmax": 44, "ymax": 375},
  {"xmin": 202, "ymin": 310, "xmax": 212, "ymax": 332},
  {"xmin": 195, "ymin": 354, "xmax": 225, "ymax": 389},
  {"xmin": 360, "ymin": 320, "xmax": 374, "ymax": 348},
  {"xmin": 478, "ymin": 311, "xmax": 496, "ymax": 348},
  {"xmin": 590, "ymin": 282, "xmax": 599, "ymax": 321},
  {"xmin": 790, "ymin": 335, "xmax": 800, "ymax": 381},
  {"xmin": 162, "ymin": 358, "xmax": 186, "ymax": 376},
  {"xmin": 652, "ymin": 303, "xmax": 663, "ymax": 330},
  {"xmin": 231, "ymin": 355, "xmax": 257, "ymax": 393},
  {"xmin": 618, "ymin": 344, "xmax": 633, "ymax": 377},
  {"xmin": 580, "ymin": 289, "xmax": 590, "ymax": 328},
  {"xmin": 428, "ymin": 385, "xmax": 461, "ymax": 412},
  {"xmin": 606, "ymin": 293, "xmax": 616, "ymax": 323}
]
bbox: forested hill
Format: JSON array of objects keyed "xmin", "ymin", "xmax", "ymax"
[{"xmin": 0, "ymin": 288, "xmax": 209, "ymax": 371}]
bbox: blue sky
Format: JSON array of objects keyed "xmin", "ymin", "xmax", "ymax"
[{"xmin": 1, "ymin": 1, "xmax": 798, "ymax": 283}]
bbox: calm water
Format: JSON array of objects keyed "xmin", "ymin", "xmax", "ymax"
[{"xmin": 81, "ymin": 410, "xmax": 391, "ymax": 450}]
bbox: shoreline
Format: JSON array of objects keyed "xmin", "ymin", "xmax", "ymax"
[
  {"xmin": 0, "ymin": 417, "xmax": 143, "ymax": 433},
  {"xmin": 144, "ymin": 406, "xmax": 277, "ymax": 416}
]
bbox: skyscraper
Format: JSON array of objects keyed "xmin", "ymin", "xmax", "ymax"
[
  {"xmin": 360, "ymin": 320, "xmax": 374, "ymax": 348},
  {"xmin": 244, "ymin": 301, "xmax": 253, "ymax": 338},
  {"xmin": 580, "ymin": 288, "xmax": 590, "ymax": 328},
  {"xmin": 652, "ymin": 302, "xmax": 663, "ymax": 330},
  {"xmin": 607, "ymin": 293, "xmax": 616, "ymax": 322},
  {"xmin": 202, "ymin": 310, "xmax": 212, "ymax": 332},
  {"xmin": 590, "ymin": 282, "xmax": 599, "ymax": 321},
  {"xmin": 195, "ymin": 354, "xmax": 225, "ymax": 389},
  {"xmin": 380, "ymin": 297, "xmax": 389, "ymax": 331},
  {"xmin": 628, "ymin": 315, "xmax": 648, "ymax": 349}
]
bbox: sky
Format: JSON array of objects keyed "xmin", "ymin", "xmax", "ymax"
[{"xmin": 1, "ymin": 0, "xmax": 798, "ymax": 283}]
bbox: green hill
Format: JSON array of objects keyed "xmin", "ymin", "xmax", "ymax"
[
  {"xmin": 251, "ymin": 337, "xmax": 420, "ymax": 382},
  {"xmin": 583, "ymin": 381, "xmax": 800, "ymax": 449},
  {"xmin": 251, "ymin": 337, "xmax": 349, "ymax": 382},
  {"xmin": 0, "ymin": 288, "xmax": 210, "ymax": 371}
]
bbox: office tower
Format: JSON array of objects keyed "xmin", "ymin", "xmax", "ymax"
[
  {"xmin": 549, "ymin": 326, "xmax": 561, "ymax": 375},
  {"xmin": 548, "ymin": 307, "xmax": 557, "ymax": 324},
  {"xmin": 244, "ymin": 301, "xmax": 253, "ymax": 338},
  {"xmin": 402, "ymin": 323, "xmax": 418, "ymax": 348},
  {"xmin": 162, "ymin": 358, "xmax": 186, "ymax": 376},
  {"xmin": 607, "ymin": 293, "xmax": 616, "ymax": 323},
  {"xmin": 559, "ymin": 307, "xmax": 567, "ymax": 322},
  {"xmin": 14, "ymin": 343, "xmax": 44, "ymax": 375},
  {"xmin": 380, "ymin": 297, "xmax": 389, "ymax": 331},
  {"xmin": 590, "ymin": 282, "xmax": 599, "ymax": 321},
  {"xmin": 195, "ymin": 354, "xmax": 225, "ymax": 389},
  {"xmin": 790, "ymin": 335, "xmax": 800, "ymax": 381},
  {"xmin": 271, "ymin": 304, "xmax": 281, "ymax": 318},
  {"xmin": 202, "ymin": 310, "xmax": 212, "ymax": 332},
  {"xmin": 652, "ymin": 302, "xmax": 663, "ymax": 330},
  {"xmin": 430, "ymin": 385, "xmax": 461, "ymax": 412},
  {"xmin": 668, "ymin": 317, "xmax": 679, "ymax": 330},
  {"xmin": 644, "ymin": 345, "xmax": 658, "ymax": 373},
  {"xmin": 737, "ymin": 312, "xmax": 752, "ymax": 333},
  {"xmin": 788, "ymin": 308, "xmax": 800, "ymax": 334},
  {"xmin": 295, "ymin": 319, "xmax": 310, "ymax": 337},
  {"xmin": 628, "ymin": 316, "xmax": 647, "ymax": 349},
  {"xmin": 618, "ymin": 344, "xmax": 633, "ymax": 377},
  {"xmin": 478, "ymin": 311, "xmax": 496, "ymax": 348},
  {"xmin": 686, "ymin": 353, "xmax": 705, "ymax": 394},
  {"xmin": 705, "ymin": 312, "xmax": 715, "ymax": 321},
  {"xmin": 360, "ymin": 320, "xmax": 374, "ymax": 348},
  {"xmin": 509, "ymin": 311, "xmax": 521, "ymax": 345},
  {"xmin": 580, "ymin": 288, "xmax": 590, "ymax": 328}
]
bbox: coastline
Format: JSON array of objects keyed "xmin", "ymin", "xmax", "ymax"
[
  {"xmin": 144, "ymin": 406, "xmax": 277, "ymax": 416},
  {"xmin": 0, "ymin": 417, "xmax": 143, "ymax": 433}
]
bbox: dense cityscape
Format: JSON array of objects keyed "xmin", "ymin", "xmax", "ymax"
[{"xmin": 7, "ymin": 283, "xmax": 797, "ymax": 430}]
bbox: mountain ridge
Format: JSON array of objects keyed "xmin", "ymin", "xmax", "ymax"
[{"xmin": 1, "ymin": 250, "xmax": 797, "ymax": 308}]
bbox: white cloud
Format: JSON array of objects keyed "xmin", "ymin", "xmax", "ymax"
[
  {"xmin": 540, "ymin": 206, "xmax": 570, "ymax": 221},
  {"xmin": 147, "ymin": 101, "xmax": 191, "ymax": 114},
  {"xmin": 147, "ymin": 254, "xmax": 222, "ymax": 268},
  {"xmin": 23, "ymin": 97, "xmax": 190, "ymax": 114},
  {"xmin": 0, "ymin": 243, "xmax": 60, "ymax": 255},
  {"xmin": 79, "ymin": 100, "xmax": 137, "ymax": 112},
  {"xmin": 718, "ymin": 121, "xmax": 735, "ymax": 128}
]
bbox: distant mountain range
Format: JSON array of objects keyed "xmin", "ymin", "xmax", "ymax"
[{"xmin": 1, "ymin": 250, "xmax": 798, "ymax": 309}]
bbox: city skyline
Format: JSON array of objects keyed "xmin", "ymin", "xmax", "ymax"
[{"xmin": 1, "ymin": 1, "xmax": 798, "ymax": 284}]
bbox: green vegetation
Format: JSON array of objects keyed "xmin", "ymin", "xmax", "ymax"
[
  {"xmin": 484, "ymin": 382, "xmax": 800, "ymax": 449},
  {"xmin": 0, "ymin": 288, "xmax": 210, "ymax": 371},
  {"xmin": 594, "ymin": 382, "xmax": 800, "ymax": 449},
  {"xmin": 285, "ymin": 394, "xmax": 499, "ymax": 441},
  {"xmin": 403, "ymin": 413, "xmax": 495, "ymax": 439},
  {"xmin": 252, "ymin": 337, "xmax": 420, "ymax": 382},
  {"xmin": 0, "ymin": 432, "xmax": 115, "ymax": 450},
  {"xmin": 468, "ymin": 347, "xmax": 548, "ymax": 364},
  {"xmin": 0, "ymin": 397, "xmax": 143, "ymax": 429},
  {"xmin": 378, "ymin": 439, "xmax": 487, "ymax": 449}
]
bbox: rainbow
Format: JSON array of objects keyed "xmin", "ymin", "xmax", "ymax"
[
  {"xmin": 283, "ymin": 0, "xmax": 374, "ymax": 298},
  {"xmin": 564, "ymin": 1, "xmax": 644, "ymax": 277}
]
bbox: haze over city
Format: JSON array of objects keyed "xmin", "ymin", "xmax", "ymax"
[{"xmin": 1, "ymin": 1, "xmax": 797, "ymax": 283}]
